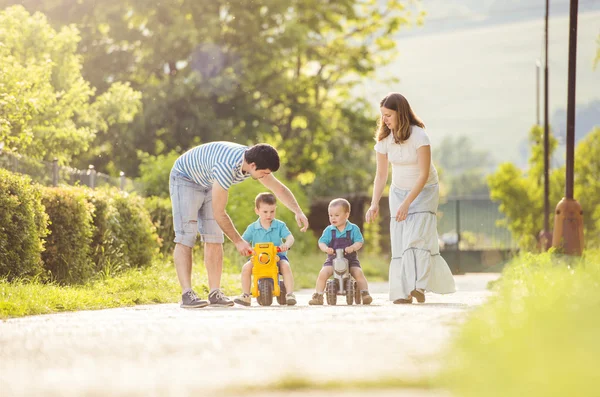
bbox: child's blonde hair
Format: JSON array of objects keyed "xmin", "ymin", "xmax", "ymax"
[
  {"xmin": 255, "ymin": 192, "xmax": 277, "ymax": 209},
  {"xmin": 328, "ymin": 198, "xmax": 351, "ymax": 213}
]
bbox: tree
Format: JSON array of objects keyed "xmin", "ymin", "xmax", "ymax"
[
  {"xmin": 488, "ymin": 125, "xmax": 600, "ymax": 250},
  {"xmin": 5, "ymin": 0, "xmax": 418, "ymax": 195},
  {"xmin": 0, "ymin": 6, "xmax": 141, "ymax": 164},
  {"xmin": 433, "ymin": 135, "xmax": 494, "ymax": 197}
]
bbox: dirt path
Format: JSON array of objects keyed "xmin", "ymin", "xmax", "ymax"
[{"xmin": 0, "ymin": 274, "xmax": 499, "ymax": 396}]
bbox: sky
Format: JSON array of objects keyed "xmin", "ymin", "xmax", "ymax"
[{"xmin": 358, "ymin": 1, "xmax": 600, "ymax": 167}]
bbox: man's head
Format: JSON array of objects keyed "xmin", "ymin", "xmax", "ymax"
[
  {"xmin": 244, "ymin": 144, "xmax": 280, "ymax": 180},
  {"xmin": 328, "ymin": 198, "xmax": 351, "ymax": 227},
  {"xmin": 255, "ymin": 192, "xmax": 277, "ymax": 223}
]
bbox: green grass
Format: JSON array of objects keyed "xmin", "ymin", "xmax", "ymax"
[
  {"xmin": 229, "ymin": 374, "xmax": 434, "ymax": 394},
  {"xmin": 223, "ymin": 244, "xmax": 390, "ymax": 290},
  {"xmin": 441, "ymin": 249, "xmax": 600, "ymax": 397},
  {"xmin": 0, "ymin": 259, "xmax": 241, "ymax": 319},
  {"xmin": 1, "ymin": 246, "xmax": 390, "ymax": 319}
]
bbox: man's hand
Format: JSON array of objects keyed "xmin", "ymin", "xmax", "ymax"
[
  {"xmin": 295, "ymin": 212, "xmax": 309, "ymax": 232},
  {"xmin": 235, "ymin": 240, "xmax": 253, "ymax": 256}
]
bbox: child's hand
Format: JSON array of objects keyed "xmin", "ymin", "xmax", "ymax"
[
  {"xmin": 345, "ymin": 247, "xmax": 354, "ymax": 254},
  {"xmin": 326, "ymin": 247, "xmax": 334, "ymax": 255},
  {"xmin": 279, "ymin": 244, "xmax": 289, "ymax": 252}
]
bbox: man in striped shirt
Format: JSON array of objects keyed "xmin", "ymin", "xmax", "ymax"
[{"xmin": 169, "ymin": 141, "xmax": 309, "ymax": 308}]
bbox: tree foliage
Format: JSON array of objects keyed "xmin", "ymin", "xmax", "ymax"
[
  {"xmin": 0, "ymin": 6, "xmax": 142, "ymax": 164},
  {"xmin": 3, "ymin": 0, "xmax": 419, "ymax": 195},
  {"xmin": 433, "ymin": 135, "xmax": 493, "ymax": 197},
  {"xmin": 488, "ymin": 125, "xmax": 600, "ymax": 250}
]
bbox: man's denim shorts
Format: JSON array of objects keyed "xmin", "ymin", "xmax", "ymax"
[{"xmin": 169, "ymin": 168, "xmax": 224, "ymax": 247}]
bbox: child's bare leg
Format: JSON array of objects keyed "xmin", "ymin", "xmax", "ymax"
[
  {"xmin": 350, "ymin": 267, "xmax": 368, "ymax": 291},
  {"xmin": 316, "ymin": 266, "xmax": 334, "ymax": 293},
  {"xmin": 241, "ymin": 261, "xmax": 253, "ymax": 294},
  {"xmin": 279, "ymin": 260, "xmax": 294, "ymax": 292}
]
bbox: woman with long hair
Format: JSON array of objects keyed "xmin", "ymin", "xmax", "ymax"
[{"xmin": 365, "ymin": 93, "xmax": 455, "ymax": 303}]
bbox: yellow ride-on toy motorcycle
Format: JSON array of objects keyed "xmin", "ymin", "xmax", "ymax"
[{"xmin": 251, "ymin": 242, "xmax": 287, "ymax": 306}]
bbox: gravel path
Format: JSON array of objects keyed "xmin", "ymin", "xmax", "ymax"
[{"xmin": 0, "ymin": 273, "xmax": 499, "ymax": 397}]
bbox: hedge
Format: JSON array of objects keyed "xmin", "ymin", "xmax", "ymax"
[
  {"xmin": 41, "ymin": 187, "xmax": 95, "ymax": 284},
  {"xmin": 0, "ymin": 169, "xmax": 48, "ymax": 280}
]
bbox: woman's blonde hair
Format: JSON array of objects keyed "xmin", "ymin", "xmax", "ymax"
[{"xmin": 376, "ymin": 92, "xmax": 424, "ymax": 143}]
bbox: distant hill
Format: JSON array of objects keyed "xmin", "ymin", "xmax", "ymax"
[{"xmin": 359, "ymin": 3, "xmax": 600, "ymax": 169}]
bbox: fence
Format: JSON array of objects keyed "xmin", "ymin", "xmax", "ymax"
[
  {"xmin": 309, "ymin": 194, "xmax": 519, "ymax": 273},
  {"xmin": 0, "ymin": 150, "xmax": 142, "ymax": 193}
]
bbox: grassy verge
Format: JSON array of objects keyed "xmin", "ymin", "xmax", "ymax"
[
  {"xmin": 441, "ymin": 249, "xmax": 600, "ymax": 397},
  {"xmin": 223, "ymin": 245, "xmax": 390, "ymax": 290},
  {"xmin": 229, "ymin": 375, "xmax": 434, "ymax": 394},
  {"xmin": 1, "ymin": 245, "xmax": 390, "ymax": 319},
  {"xmin": 0, "ymin": 259, "xmax": 241, "ymax": 319}
]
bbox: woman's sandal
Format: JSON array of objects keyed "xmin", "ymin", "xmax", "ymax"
[
  {"xmin": 393, "ymin": 297, "xmax": 413, "ymax": 304},
  {"xmin": 410, "ymin": 289, "xmax": 426, "ymax": 303}
]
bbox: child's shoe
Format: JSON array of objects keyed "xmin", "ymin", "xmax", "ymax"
[
  {"xmin": 308, "ymin": 292, "xmax": 324, "ymax": 305},
  {"xmin": 233, "ymin": 293, "xmax": 251, "ymax": 306},
  {"xmin": 286, "ymin": 293, "xmax": 297, "ymax": 306},
  {"xmin": 361, "ymin": 291, "xmax": 373, "ymax": 305}
]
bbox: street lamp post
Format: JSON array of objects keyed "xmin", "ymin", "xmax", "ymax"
[
  {"xmin": 538, "ymin": 0, "xmax": 552, "ymax": 251},
  {"xmin": 552, "ymin": 0, "xmax": 584, "ymax": 255}
]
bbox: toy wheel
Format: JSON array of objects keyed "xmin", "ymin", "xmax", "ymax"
[
  {"xmin": 354, "ymin": 280, "xmax": 361, "ymax": 304},
  {"xmin": 326, "ymin": 279, "xmax": 337, "ymax": 306},
  {"xmin": 257, "ymin": 278, "xmax": 274, "ymax": 306},
  {"xmin": 346, "ymin": 278, "xmax": 354, "ymax": 305},
  {"xmin": 277, "ymin": 279, "xmax": 287, "ymax": 305}
]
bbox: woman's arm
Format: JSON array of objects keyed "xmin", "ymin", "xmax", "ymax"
[{"xmin": 365, "ymin": 152, "xmax": 388, "ymax": 223}]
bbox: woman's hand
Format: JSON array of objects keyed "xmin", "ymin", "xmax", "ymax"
[
  {"xmin": 395, "ymin": 200, "xmax": 410, "ymax": 222},
  {"xmin": 365, "ymin": 204, "xmax": 379, "ymax": 223}
]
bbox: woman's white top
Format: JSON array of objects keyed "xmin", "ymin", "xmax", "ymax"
[{"xmin": 374, "ymin": 126, "xmax": 439, "ymax": 190}]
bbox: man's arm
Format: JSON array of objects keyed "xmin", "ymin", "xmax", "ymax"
[
  {"xmin": 211, "ymin": 181, "xmax": 253, "ymax": 255},
  {"xmin": 259, "ymin": 174, "xmax": 309, "ymax": 232}
]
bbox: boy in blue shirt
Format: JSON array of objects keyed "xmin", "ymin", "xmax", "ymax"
[
  {"xmin": 308, "ymin": 198, "xmax": 373, "ymax": 305},
  {"xmin": 234, "ymin": 193, "xmax": 297, "ymax": 306}
]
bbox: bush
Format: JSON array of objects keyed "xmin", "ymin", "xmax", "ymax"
[
  {"xmin": 41, "ymin": 187, "xmax": 94, "ymax": 284},
  {"xmin": 0, "ymin": 169, "xmax": 48, "ymax": 280},
  {"xmin": 84, "ymin": 188, "xmax": 127, "ymax": 274},
  {"xmin": 144, "ymin": 196, "xmax": 174, "ymax": 256},
  {"xmin": 112, "ymin": 193, "xmax": 159, "ymax": 268}
]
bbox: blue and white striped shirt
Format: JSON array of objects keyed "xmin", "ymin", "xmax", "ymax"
[{"xmin": 173, "ymin": 142, "xmax": 250, "ymax": 189}]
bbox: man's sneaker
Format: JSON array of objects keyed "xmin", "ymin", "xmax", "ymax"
[
  {"xmin": 361, "ymin": 291, "xmax": 373, "ymax": 305},
  {"xmin": 208, "ymin": 289, "xmax": 234, "ymax": 307},
  {"xmin": 234, "ymin": 293, "xmax": 251, "ymax": 307},
  {"xmin": 308, "ymin": 292, "xmax": 324, "ymax": 305},
  {"xmin": 180, "ymin": 289, "xmax": 209, "ymax": 308},
  {"xmin": 286, "ymin": 293, "xmax": 297, "ymax": 306}
]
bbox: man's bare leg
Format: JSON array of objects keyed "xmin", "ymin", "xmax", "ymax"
[
  {"xmin": 204, "ymin": 242, "xmax": 223, "ymax": 290},
  {"xmin": 174, "ymin": 243, "xmax": 193, "ymax": 290}
]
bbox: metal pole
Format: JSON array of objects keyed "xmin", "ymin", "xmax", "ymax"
[
  {"xmin": 120, "ymin": 171, "xmax": 126, "ymax": 191},
  {"xmin": 536, "ymin": 59, "xmax": 541, "ymax": 125},
  {"xmin": 52, "ymin": 158, "xmax": 59, "ymax": 187},
  {"xmin": 551, "ymin": 0, "xmax": 584, "ymax": 256},
  {"xmin": 565, "ymin": 0, "xmax": 578, "ymax": 199},
  {"xmin": 456, "ymin": 199, "xmax": 461, "ymax": 274},
  {"xmin": 88, "ymin": 165, "xmax": 96, "ymax": 189},
  {"xmin": 541, "ymin": 0, "xmax": 551, "ymax": 250}
]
